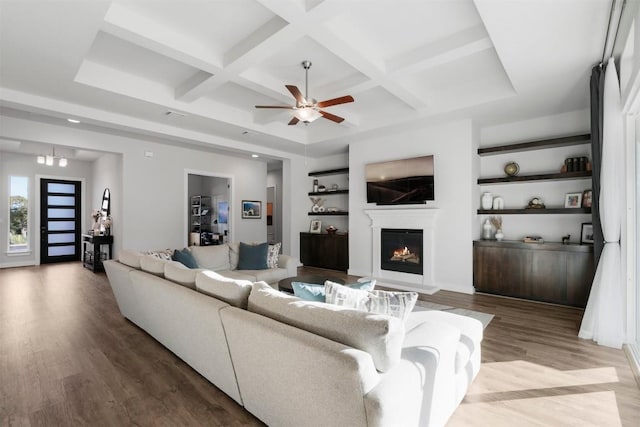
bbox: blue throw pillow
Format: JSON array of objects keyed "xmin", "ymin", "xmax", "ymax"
[
  {"xmin": 292, "ymin": 280, "xmax": 376, "ymax": 302},
  {"xmin": 291, "ymin": 282, "xmax": 326, "ymax": 302},
  {"xmin": 237, "ymin": 242, "xmax": 269, "ymax": 270},
  {"xmin": 173, "ymin": 248, "xmax": 198, "ymax": 269}
]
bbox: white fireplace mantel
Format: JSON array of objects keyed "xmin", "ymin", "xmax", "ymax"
[{"xmin": 364, "ymin": 208, "xmax": 439, "ymax": 293}]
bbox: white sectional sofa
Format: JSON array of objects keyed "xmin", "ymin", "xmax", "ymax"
[{"xmin": 104, "ymin": 248, "xmax": 483, "ymax": 427}]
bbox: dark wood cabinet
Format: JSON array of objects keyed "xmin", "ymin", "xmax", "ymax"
[
  {"xmin": 473, "ymin": 240, "xmax": 594, "ymax": 307},
  {"xmin": 300, "ymin": 232, "xmax": 348, "ymax": 271}
]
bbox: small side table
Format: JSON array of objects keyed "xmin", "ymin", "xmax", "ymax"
[{"xmin": 82, "ymin": 233, "xmax": 113, "ymax": 272}]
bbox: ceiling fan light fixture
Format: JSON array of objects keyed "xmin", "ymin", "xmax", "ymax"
[{"xmin": 293, "ymin": 107, "xmax": 322, "ymax": 123}]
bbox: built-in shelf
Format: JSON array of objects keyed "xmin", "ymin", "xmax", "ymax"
[
  {"xmin": 478, "ymin": 208, "xmax": 591, "ymax": 215},
  {"xmin": 478, "ymin": 133, "xmax": 591, "ymax": 156},
  {"xmin": 308, "ymin": 189, "xmax": 349, "ymax": 196},
  {"xmin": 308, "ymin": 211, "xmax": 349, "ymax": 216},
  {"xmin": 308, "ymin": 167, "xmax": 349, "ymax": 177},
  {"xmin": 478, "ymin": 170, "xmax": 591, "ymax": 185}
]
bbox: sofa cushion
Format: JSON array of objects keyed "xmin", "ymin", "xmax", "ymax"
[
  {"xmin": 118, "ymin": 249, "xmax": 143, "ymax": 269},
  {"xmin": 164, "ymin": 260, "xmax": 198, "ymax": 289},
  {"xmin": 237, "ymin": 242, "xmax": 269, "ymax": 270},
  {"xmin": 189, "ymin": 244, "xmax": 231, "ymax": 271},
  {"xmin": 196, "ymin": 270, "xmax": 253, "ymax": 309},
  {"xmin": 173, "ymin": 248, "xmax": 199, "ymax": 268},
  {"xmin": 248, "ymin": 282, "xmax": 404, "ymax": 372},
  {"xmin": 140, "ymin": 254, "xmax": 169, "ymax": 276},
  {"xmin": 228, "ymin": 243, "xmax": 240, "ymax": 270},
  {"xmin": 267, "ymin": 242, "xmax": 281, "ymax": 268},
  {"xmin": 325, "ymin": 282, "xmax": 417, "ymax": 322},
  {"xmin": 292, "ymin": 280, "xmax": 376, "ymax": 302}
]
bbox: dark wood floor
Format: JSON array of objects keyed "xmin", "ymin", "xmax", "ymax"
[{"xmin": 1, "ymin": 263, "xmax": 638, "ymax": 426}]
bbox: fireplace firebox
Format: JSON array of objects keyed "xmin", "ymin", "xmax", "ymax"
[{"xmin": 380, "ymin": 228, "xmax": 423, "ymax": 275}]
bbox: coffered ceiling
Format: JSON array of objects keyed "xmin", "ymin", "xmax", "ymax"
[{"xmin": 0, "ymin": 0, "xmax": 610, "ymax": 157}]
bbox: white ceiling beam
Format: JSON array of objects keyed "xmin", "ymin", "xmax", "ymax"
[
  {"xmin": 388, "ymin": 25, "xmax": 493, "ymax": 74},
  {"xmin": 223, "ymin": 16, "xmax": 291, "ymax": 71},
  {"xmin": 175, "ymin": 71, "xmax": 221, "ymax": 102},
  {"xmin": 102, "ymin": 3, "xmax": 222, "ymax": 73}
]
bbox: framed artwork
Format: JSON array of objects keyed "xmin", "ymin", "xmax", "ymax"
[
  {"xmin": 218, "ymin": 201, "xmax": 229, "ymax": 224},
  {"xmin": 242, "ymin": 200, "xmax": 261, "ymax": 219},
  {"xmin": 582, "ymin": 189, "xmax": 593, "ymax": 208},
  {"xmin": 580, "ymin": 222, "xmax": 594, "ymax": 244},
  {"xmin": 564, "ymin": 192, "xmax": 582, "ymax": 208},
  {"xmin": 309, "ymin": 219, "xmax": 322, "ymax": 234}
]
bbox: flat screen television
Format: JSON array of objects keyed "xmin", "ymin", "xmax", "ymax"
[{"xmin": 365, "ymin": 155, "xmax": 434, "ymax": 205}]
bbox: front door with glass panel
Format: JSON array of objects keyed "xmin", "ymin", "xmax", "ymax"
[{"xmin": 40, "ymin": 179, "xmax": 81, "ymax": 264}]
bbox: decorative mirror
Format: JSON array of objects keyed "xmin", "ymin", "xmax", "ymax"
[{"xmin": 100, "ymin": 188, "xmax": 111, "ymax": 217}]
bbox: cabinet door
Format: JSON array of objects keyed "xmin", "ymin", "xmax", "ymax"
[
  {"xmin": 528, "ymin": 251, "xmax": 566, "ymax": 303},
  {"xmin": 474, "ymin": 246, "xmax": 530, "ymax": 296},
  {"xmin": 566, "ymin": 252, "xmax": 594, "ymax": 307}
]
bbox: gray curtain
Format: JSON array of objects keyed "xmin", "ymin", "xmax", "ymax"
[{"xmin": 590, "ymin": 64, "xmax": 605, "ymax": 264}]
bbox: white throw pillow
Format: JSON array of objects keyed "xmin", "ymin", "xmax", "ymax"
[
  {"xmin": 267, "ymin": 242, "xmax": 281, "ymax": 268},
  {"xmin": 325, "ymin": 281, "xmax": 418, "ymax": 322}
]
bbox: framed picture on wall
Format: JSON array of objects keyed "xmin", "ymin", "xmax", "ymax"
[
  {"xmin": 580, "ymin": 222, "xmax": 594, "ymax": 244},
  {"xmin": 242, "ymin": 200, "xmax": 261, "ymax": 219}
]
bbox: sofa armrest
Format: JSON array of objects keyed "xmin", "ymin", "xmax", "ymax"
[
  {"xmin": 364, "ymin": 320, "xmax": 461, "ymax": 427},
  {"xmin": 277, "ymin": 254, "xmax": 300, "ymax": 277}
]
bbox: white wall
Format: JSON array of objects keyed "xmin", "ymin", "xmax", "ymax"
[
  {"xmin": 92, "ymin": 152, "xmax": 122, "ymax": 255},
  {"xmin": 348, "ymin": 119, "xmax": 476, "ymax": 293},
  {"xmin": 0, "ymin": 151, "xmax": 93, "ymax": 267},
  {"xmin": 0, "ymin": 115, "xmax": 268, "ymax": 257}
]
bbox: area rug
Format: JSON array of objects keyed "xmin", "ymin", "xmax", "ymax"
[{"xmin": 413, "ymin": 300, "xmax": 494, "ymax": 329}]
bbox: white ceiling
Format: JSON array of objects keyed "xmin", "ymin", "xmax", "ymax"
[{"xmin": 0, "ymin": 0, "xmax": 610, "ymax": 158}]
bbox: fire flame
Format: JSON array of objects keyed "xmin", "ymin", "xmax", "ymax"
[{"xmin": 393, "ymin": 247, "xmax": 410, "ymax": 257}]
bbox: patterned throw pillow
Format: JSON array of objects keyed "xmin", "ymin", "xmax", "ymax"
[
  {"xmin": 325, "ymin": 281, "xmax": 418, "ymax": 322},
  {"xmin": 145, "ymin": 249, "xmax": 173, "ymax": 261},
  {"xmin": 292, "ymin": 280, "xmax": 375, "ymax": 302},
  {"xmin": 267, "ymin": 242, "xmax": 281, "ymax": 268}
]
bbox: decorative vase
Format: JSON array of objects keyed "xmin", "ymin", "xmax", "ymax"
[
  {"xmin": 481, "ymin": 192, "xmax": 493, "ymax": 210},
  {"xmin": 495, "ymin": 229, "xmax": 504, "ymax": 241},
  {"xmin": 482, "ymin": 218, "xmax": 493, "ymax": 240}
]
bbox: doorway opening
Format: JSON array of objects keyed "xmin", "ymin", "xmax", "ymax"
[{"xmin": 187, "ymin": 173, "xmax": 231, "ymax": 246}]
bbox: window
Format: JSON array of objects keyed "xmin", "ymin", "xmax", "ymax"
[{"xmin": 9, "ymin": 176, "xmax": 29, "ymax": 252}]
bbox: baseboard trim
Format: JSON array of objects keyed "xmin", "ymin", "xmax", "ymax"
[
  {"xmin": 624, "ymin": 343, "xmax": 640, "ymax": 389},
  {"xmin": 0, "ymin": 260, "xmax": 36, "ymax": 269}
]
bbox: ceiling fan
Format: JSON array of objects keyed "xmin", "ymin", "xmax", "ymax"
[{"xmin": 255, "ymin": 60, "xmax": 354, "ymax": 125}]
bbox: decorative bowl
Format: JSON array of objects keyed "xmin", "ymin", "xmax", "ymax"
[{"xmin": 504, "ymin": 161, "xmax": 520, "ymax": 176}]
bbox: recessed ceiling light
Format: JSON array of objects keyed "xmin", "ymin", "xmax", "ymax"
[
  {"xmin": 67, "ymin": 118, "xmax": 80, "ymax": 123},
  {"xmin": 251, "ymin": 154, "xmax": 259, "ymax": 158}
]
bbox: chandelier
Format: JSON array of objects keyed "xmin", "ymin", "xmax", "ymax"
[{"xmin": 36, "ymin": 146, "xmax": 67, "ymax": 167}]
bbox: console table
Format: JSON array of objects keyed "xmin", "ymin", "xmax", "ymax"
[{"xmin": 82, "ymin": 234, "xmax": 113, "ymax": 272}]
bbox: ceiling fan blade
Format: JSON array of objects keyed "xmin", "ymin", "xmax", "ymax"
[
  {"xmin": 288, "ymin": 117, "xmax": 300, "ymax": 126},
  {"xmin": 316, "ymin": 95, "xmax": 354, "ymax": 108},
  {"xmin": 285, "ymin": 85, "xmax": 305, "ymax": 105},
  {"xmin": 319, "ymin": 110, "xmax": 345, "ymax": 123},
  {"xmin": 255, "ymin": 105, "xmax": 294, "ymax": 109}
]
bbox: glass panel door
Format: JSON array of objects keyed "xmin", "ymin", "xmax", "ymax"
[{"xmin": 40, "ymin": 179, "xmax": 81, "ymax": 264}]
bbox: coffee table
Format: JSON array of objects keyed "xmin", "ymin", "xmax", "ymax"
[{"xmin": 278, "ymin": 275, "xmax": 346, "ymax": 294}]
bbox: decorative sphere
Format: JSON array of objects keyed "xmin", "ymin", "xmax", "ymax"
[{"xmin": 504, "ymin": 162, "xmax": 520, "ymax": 176}]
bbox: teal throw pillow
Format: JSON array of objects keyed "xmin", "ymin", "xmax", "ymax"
[
  {"xmin": 237, "ymin": 242, "xmax": 269, "ymax": 270},
  {"xmin": 292, "ymin": 279, "xmax": 376, "ymax": 302},
  {"xmin": 173, "ymin": 248, "xmax": 198, "ymax": 269},
  {"xmin": 291, "ymin": 282, "xmax": 326, "ymax": 302}
]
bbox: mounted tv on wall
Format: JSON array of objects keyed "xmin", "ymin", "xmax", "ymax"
[{"xmin": 366, "ymin": 155, "xmax": 434, "ymax": 205}]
